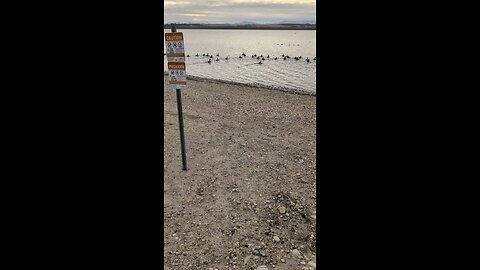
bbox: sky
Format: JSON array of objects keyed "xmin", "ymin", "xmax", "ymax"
[{"xmin": 164, "ymin": 0, "xmax": 316, "ymax": 24}]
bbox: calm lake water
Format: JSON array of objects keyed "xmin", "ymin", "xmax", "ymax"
[{"xmin": 164, "ymin": 29, "xmax": 316, "ymax": 94}]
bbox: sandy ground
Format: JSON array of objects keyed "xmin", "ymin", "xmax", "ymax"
[{"xmin": 164, "ymin": 76, "xmax": 317, "ymax": 270}]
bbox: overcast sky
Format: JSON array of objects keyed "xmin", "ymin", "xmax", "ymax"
[{"xmin": 164, "ymin": 0, "xmax": 316, "ymax": 24}]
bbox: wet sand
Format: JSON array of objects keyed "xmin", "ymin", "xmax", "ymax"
[{"xmin": 164, "ymin": 75, "xmax": 317, "ymax": 269}]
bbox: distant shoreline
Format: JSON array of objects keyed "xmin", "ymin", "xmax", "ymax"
[{"xmin": 163, "ymin": 24, "xmax": 316, "ymax": 30}]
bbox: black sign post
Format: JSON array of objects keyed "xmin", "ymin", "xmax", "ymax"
[{"xmin": 171, "ymin": 23, "xmax": 187, "ymax": 171}]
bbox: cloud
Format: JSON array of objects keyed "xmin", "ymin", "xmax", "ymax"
[{"xmin": 164, "ymin": 0, "xmax": 316, "ymax": 24}]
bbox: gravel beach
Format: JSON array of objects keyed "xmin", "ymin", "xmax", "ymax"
[{"xmin": 164, "ymin": 75, "xmax": 317, "ymax": 270}]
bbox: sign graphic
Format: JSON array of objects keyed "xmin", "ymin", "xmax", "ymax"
[
  {"xmin": 165, "ymin": 32, "xmax": 185, "ymax": 62},
  {"xmin": 168, "ymin": 62, "xmax": 186, "ymax": 89}
]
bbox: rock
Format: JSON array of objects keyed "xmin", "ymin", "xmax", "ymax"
[
  {"xmin": 278, "ymin": 206, "xmax": 286, "ymax": 214},
  {"xmin": 257, "ymin": 265, "xmax": 269, "ymax": 270},
  {"xmin": 291, "ymin": 249, "xmax": 301, "ymax": 257},
  {"xmin": 308, "ymin": 261, "xmax": 316, "ymax": 268},
  {"xmin": 273, "ymin": 236, "xmax": 280, "ymax": 242}
]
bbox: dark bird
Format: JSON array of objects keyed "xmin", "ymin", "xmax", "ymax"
[
  {"xmin": 251, "ymin": 55, "xmax": 255, "ymax": 58},
  {"xmin": 216, "ymin": 58, "xmax": 220, "ymax": 62},
  {"xmin": 195, "ymin": 53, "xmax": 199, "ymax": 56},
  {"xmin": 274, "ymin": 57, "xmax": 278, "ymax": 60},
  {"xmin": 207, "ymin": 59, "xmax": 211, "ymax": 63},
  {"xmin": 306, "ymin": 58, "xmax": 310, "ymax": 63},
  {"xmin": 187, "ymin": 54, "xmax": 190, "ymax": 57},
  {"xmin": 216, "ymin": 53, "xmax": 219, "ymax": 56},
  {"xmin": 283, "ymin": 57, "xmax": 287, "ymax": 60},
  {"xmin": 239, "ymin": 55, "xmax": 243, "ymax": 59},
  {"xmin": 286, "ymin": 55, "xmax": 290, "ymax": 59},
  {"xmin": 225, "ymin": 56, "xmax": 229, "ymax": 60},
  {"xmin": 262, "ymin": 57, "xmax": 265, "ymax": 61},
  {"xmin": 257, "ymin": 56, "xmax": 260, "ymax": 60},
  {"xmin": 203, "ymin": 53, "xmax": 205, "ymax": 56},
  {"xmin": 206, "ymin": 53, "xmax": 210, "ymax": 56},
  {"xmin": 267, "ymin": 55, "xmax": 270, "ymax": 58},
  {"xmin": 258, "ymin": 61, "xmax": 263, "ymax": 65},
  {"xmin": 282, "ymin": 54, "xmax": 285, "ymax": 57},
  {"xmin": 242, "ymin": 53, "xmax": 246, "ymax": 56},
  {"xmin": 299, "ymin": 56, "xmax": 302, "ymax": 59},
  {"xmin": 210, "ymin": 55, "xmax": 213, "ymax": 59},
  {"xmin": 314, "ymin": 57, "xmax": 316, "ymax": 61}
]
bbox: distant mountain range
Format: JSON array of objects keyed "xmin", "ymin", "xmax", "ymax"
[
  {"xmin": 277, "ymin": 20, "xmax": 316, "ymax": 24},
  {"xmin": 165, "ymin": 20, "xmax": 316, "ymax": 25},
  {"xmin": 163, "ymin": 22, "xmax": 316, "ymax": 30}
]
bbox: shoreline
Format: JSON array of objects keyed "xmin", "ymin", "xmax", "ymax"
[
  {"xmin": 164, "ymin": 75, "xmax": 316, "ymax": 269},
  {"xmin": 163, "ymin": 73, "xmax": 316, "ymax": 96}
]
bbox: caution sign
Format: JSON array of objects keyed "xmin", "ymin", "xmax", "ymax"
[
  {"xmin": 165, "ymin": 32, "xmax": 185, "ymax": 62},
  {"xmin": 168, "ymin": 62, "xmax": 187, "ymax": 89}
]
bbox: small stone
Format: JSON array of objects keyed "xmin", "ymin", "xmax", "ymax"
[
  {"xmin": 291, "ymin": 249, "xmax": 301, "ymax": 257},
  {"xmin": 278, "ymin": 206, "xmax": 286, "ymax": 214},
  {"xmin": 300, "ymin": 261, "xmax": 306, "ymax": 265},
  {"xmin": 257, "ymin": 265, "xmax": 269, "ymax": 270},
  {"xmin": 280, "ymin": 259, "xmax": 285, "ymax": 263},
  {"xmin": 273, "ymin": 236, "xmax": 280, "ymax": 242}
]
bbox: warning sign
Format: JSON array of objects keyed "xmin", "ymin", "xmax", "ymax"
[
  {"xmin": 168, "ymin": 62, "xmax": 187, "ymax": 89},
  {"xmin": 165, "ymin": 32, "xmax": 185, "ymax": 62}
]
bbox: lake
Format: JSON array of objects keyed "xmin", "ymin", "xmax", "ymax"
[{"xmin": 164, "ymin": 29, "xmax": 316, "ymax": 94}]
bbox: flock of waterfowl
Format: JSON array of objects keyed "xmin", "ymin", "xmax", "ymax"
[{"xmin": 164, "ymin": 52, "xmax": 316, "ymax": 65}]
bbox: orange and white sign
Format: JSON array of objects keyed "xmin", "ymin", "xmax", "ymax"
[
  {"xmin": 165, "ymin": 32, "xmax": 185, "ymax": 62},
  {"xmin": 168, "ymin": 62, "xmax": 187, "ymax": 89}
]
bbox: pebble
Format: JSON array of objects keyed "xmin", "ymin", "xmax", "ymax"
[
  {"xmin": 291, "ymin": 249, "xmax": 301, "ymax": 257},
  {"xmin": 273, "ymin": 236, "xmax": 280, "ymax": 242},
  {"xmin": 278, "ymin": 206, "xmax": 286, "ymax": 214},
  {"xmin": 257, "ymin": 265, "xmax": 269, "ymax": 270}
]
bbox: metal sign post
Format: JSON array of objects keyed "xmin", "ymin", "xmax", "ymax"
[{"xmin": 166, "ymin": 23, "xmax": 187, "ymax": 171}]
